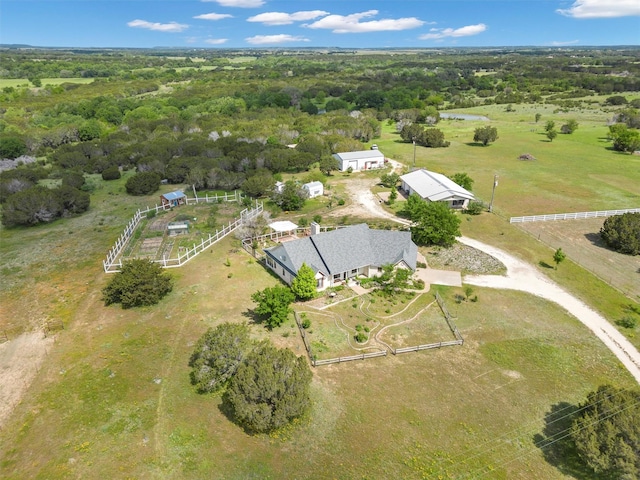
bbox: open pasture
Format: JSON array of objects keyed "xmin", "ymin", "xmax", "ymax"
[
  {"xmin": 1, "ymin": 250, "xmax": 636, "ymax": 479},
  {"xmin": 518, "ymin": 217, "xmax": 640, "ymax": 298},
  {"xmin": 376, "ymin": 103, "xmax": 640, "ymax": 219}
]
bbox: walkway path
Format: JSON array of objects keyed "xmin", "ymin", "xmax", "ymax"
[{"xmin": 333, "ymin": 160, "xmax": 640, "ymax": 384}]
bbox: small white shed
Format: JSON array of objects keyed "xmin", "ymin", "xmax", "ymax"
[{"xmin": 302, "ymin": 181, "xmax": 324, "ymax": 198}]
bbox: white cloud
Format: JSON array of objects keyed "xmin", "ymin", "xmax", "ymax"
[
  {"xmin": 127, "ymin": 19, "xmax": 189, "ymax": 33},
  {"xmin": 205, "ymin": 38, "xmax": 229, "ymax": 44},
  {"xmin": 557, "ymin": 0, "xmax": 640, "ymax": 18},
  {"xmin": 419, "ymin": 23, "xmax": 487, "ymax": 40},
  {"xmin": 549, "ymin": 40, "xmax": 580, "ymax": 46},
  {"xmin": 306, "ymin": 10, "xmax": 424, "ymax": 33},
  {"xmin": 201, "ymin": 0, "xmax": 264, "ymax": 7},
  {"xmin": 245, "ymin": 34, "xmax": 310, "ymax": 45},
  {"xmin": 247, "ymin": 10, "xmax": 329, "ymax": 25},
  {"xmin": 194, "ymin": 13, "xmax": 233, "ymax": 21}
]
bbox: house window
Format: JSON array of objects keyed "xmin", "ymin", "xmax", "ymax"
[
  {"xmin": 351, "ymin": 269, "xmax": 357, "ymax": 275},
  {"xmin": 266, "ymin": 257, "xmax": 275, "ymax": 268},
  {"xmin": 452, "ymin": 200, "xmax": 464, "ymax": 207},
  {"xmin": 333, "ymin": 273, "xmax": 341, "ymax": 281}
]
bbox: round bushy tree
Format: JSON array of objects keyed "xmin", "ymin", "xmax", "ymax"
[
  {"xmin": 224, "ymin": 342, "xmax": 312, "ymax": 433},
  {"xmin": 102, "ymin": 259, "xmax": 173, "ymax": 308},
  {"xmin": 189, "ymin": 323, "xmax": 253, "ymax": 394},
  {"xmin": 405, "ymin": 195, "xmax": 461, "ymax": 247},
  {"xmin": 600, "ymin": 212, "xmax": 640, "ymax": 255},
  {"xmin": 251, "ymin": 285, "xmax": 295, "ymax": 329},
  {"xmin": 125, "ymin": 171, "xmax": 161, "ymax": 196},
  {"xmin": 1, "ymin": 185, "xmax": 62, "ymax": 227},
  {"xmin": 0, "ymin": 136, "xmax": 27, "ymax": 159}
]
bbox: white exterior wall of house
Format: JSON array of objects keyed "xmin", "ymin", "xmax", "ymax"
[
  {"xmin": 334, "ymin": 151, "xmax": 385, "ymax": 172},
  {"xmin": 265, "ymin": 256, "xmax": 293, "ymax": 285}
]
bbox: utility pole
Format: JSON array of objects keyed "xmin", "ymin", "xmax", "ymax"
[
  {"xmin": 413, "ymin": 139, "xmax": 417, "ymax": 168},
  {"xmin": 489, "ymin": 174, "xmax": 499, "ymax": 213}
]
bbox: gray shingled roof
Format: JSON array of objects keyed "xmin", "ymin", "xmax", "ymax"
[{"xmin": 265, "ymin": 224, "xmax": 416, "ymax": 277}]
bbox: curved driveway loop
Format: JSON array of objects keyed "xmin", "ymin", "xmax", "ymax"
[
  {"xmin": 338, "ymin": 165, "xmax": 640, "ymax": 384},
  {"xmin": 460, "ymin": 236, "xmax": 640, "ymax": 384}
]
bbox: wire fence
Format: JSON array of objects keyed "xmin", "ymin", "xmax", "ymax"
[{"xmin": 510, "ymin": 208, "xmax": 640, "ymax": 224}]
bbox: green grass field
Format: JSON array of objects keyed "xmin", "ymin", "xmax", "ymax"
[
  {"xmin": 1, "ymin": 101, "xmax": 639, "ymax": 479},
  {"xmin": 0, "ymin": 78, "xmax": 95, "ymax": 88}
]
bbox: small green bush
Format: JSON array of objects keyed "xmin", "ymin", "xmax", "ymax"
[
  {"xmin": 354, "ymin": 332, "xmax": 367, "ymax": 343},
  {"xmin": 301, "ymin": 317, "xmax": 311, "ymax": 329},
  {"xmin": 616, "ymin": 316, "xmax": 638, "ymax": 329}
]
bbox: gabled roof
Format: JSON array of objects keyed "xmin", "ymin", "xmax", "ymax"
[
  {"xmin": 161, "ymin": 190, "xmax": 186, "ymax": 201},
  {"xmin": 333, "ymin": 150, "xmax": 384, "ymax": 161},
  {"xmin": 265, "ymin": 224, "xmax": 417, "ymax": 277},
  {"xmin": 400, "ymin": 169, "xmax": 474, "ymax": 202},
  {"xmin": 303, "ymin": 181, "xmax": 323, "ymax": 189}
]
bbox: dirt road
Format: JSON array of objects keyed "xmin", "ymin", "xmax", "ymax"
[{"xmin": 335, "ymin": 164, "xmax": 640, "ymax": 384}]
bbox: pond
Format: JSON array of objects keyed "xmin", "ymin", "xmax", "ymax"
[{"xmin": 440, "ymin": 112, "xmax": 490, "ymax": 121}]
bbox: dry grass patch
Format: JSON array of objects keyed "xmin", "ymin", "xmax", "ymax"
[{"xmin": 518, "ymin": 217, "xmax": 640, "ymax": 298}]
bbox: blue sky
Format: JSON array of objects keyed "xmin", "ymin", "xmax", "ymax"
[{"xmin": 1, "ymin": 0, "xmax": 639, "ymax": 48}]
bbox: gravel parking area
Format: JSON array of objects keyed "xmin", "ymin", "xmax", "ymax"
[{"xmin": 424, "ymin": 243, "xmax": 507, "ymax": 275}]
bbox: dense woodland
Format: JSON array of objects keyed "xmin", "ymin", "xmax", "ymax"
[{"xmin": 1, "ymin": 47, "xmax": 639, "ymax": 225}]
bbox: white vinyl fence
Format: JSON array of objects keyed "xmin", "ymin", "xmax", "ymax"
[
  {"xmin": 103, "ymin": 194, "xmax": 261, "ymax": 273},
  {"xmin": 510, "ymin": 208, "xmax": 640, "ymax": 224}
]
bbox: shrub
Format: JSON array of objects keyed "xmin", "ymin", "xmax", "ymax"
[
  {"xmin": 616, "ymin": 316, "xmax": 638, "ymax": 329},
  {"xmin": 102, "ymin": 166, "xmax": 121, "ymax": 181},
  {"xmin": 102, "ymin": 259, "xmax": 173, "ymax": 309},
  {"xmin": 464, "ymin": 201, "xmax": 485, "ymax": 215},
  {"xmin": 301, "ymin": 317, "xmax": 311, "ymax": 329},
  {"xmin": 354, "ymin": 332, "xmax": 367, "ymax": 343}
]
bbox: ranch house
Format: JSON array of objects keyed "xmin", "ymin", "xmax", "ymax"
[
  {"xmin": 160, "ymin": 190, "xmax": 187, "ymax": 208},
  {"xmin": 400, "ymin": 169, "xmax": 475, "ymax": 209},
  {"xmin": 264, "ymin": 223, "xmax": 417, "ymax": 291},
  {"xmin": 333, "ymin": 150, "xmax": 385, "ymax": 172}
]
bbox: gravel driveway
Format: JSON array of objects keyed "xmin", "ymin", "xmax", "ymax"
[{"xmin": 334, "ymin": 160, "xmax": 640, "ymax": 384}]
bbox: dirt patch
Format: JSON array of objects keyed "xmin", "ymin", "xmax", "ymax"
[{"xmin": 0, "ymin": 332, "xmax": 54, "ymax": 428}]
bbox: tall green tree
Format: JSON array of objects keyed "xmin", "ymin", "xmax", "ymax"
[
  {"xmin": 291, "ymin": 263, "xmax": 316, "ymax": 300},
  {"xmin": 570, "ymin": 385, "xmax": 640, "ymax": 478},
  {"xmin": 405, "ymin": 195, "xmax": 461, "ymax": 247},
  {"xmin": 102, "ymin": 259, "xmax": 173, "ymax": 309},
  {"xmin": 223, "ymin": 342, "xmax": 312, "ymax": 434},
  {"xmin": 449, "ymin": 172, "xmax": 474, "ymax": 191},
  {"xmin": 188, "ymin": 323, "xmax": 253, "ymax": 394},
  {"xmin": 272, "ymin": 180, "xmax": 307, "ymax": 211},
  {"xmin": 251, "ymin": 285, "xmax": 295, "ymax": 329},
  {"xmin": 473, "ymin": 126, "xmax": 498, "ymax": 146}
]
